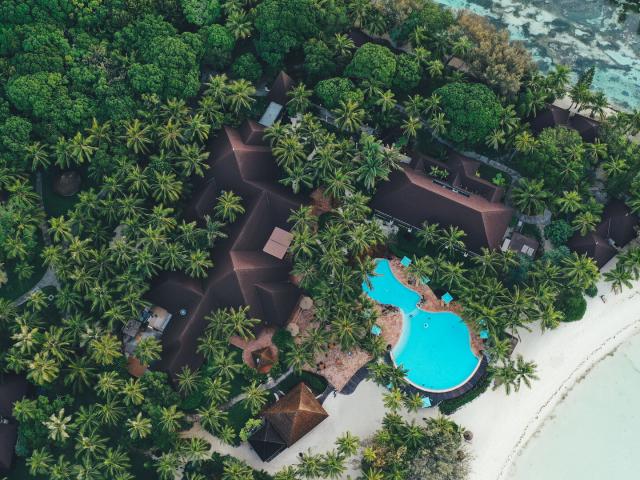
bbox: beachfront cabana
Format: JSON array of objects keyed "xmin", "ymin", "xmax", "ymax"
[
  {"xmin": 400, "ymin": 256, "xmax": 412, "ymax": 267},
  {"xmin": 442, "ymin": 292, "xmax": 454, "ymax": 304}
]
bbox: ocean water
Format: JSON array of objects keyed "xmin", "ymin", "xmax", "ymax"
[
  {"xmin": 434, "ymin": 0, "xmax": 640, "ymax": 110},
  {"xmin": 507, "ymin": 332, "xmax": 640, "ymax": 480}
]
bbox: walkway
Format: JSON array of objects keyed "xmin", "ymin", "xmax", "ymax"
[{"xmin": 14, "ymin": 267, "xmax": 60, "ymax": 306}]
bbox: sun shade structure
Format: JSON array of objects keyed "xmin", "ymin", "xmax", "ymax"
[
  {"xmin": 371, "ymin": 325, "xmax": 382, "ymax": 336},
  {"xmin": 263, "ymin": 227, "xmax": 293, "ymax": 260},
  {"xmin": 422, "ymin": 396, "xmax": 432, "ymax": 408},
  {"xmin": 480, "ymin": 330, "xmax": 490, "ymax": 340},
  {"xmin": 442, "ymin": 292, "xmax": 453, "ymax": 304},
  {"xmin": 262, "ymin": 383, "xmax": 328, "ymax": 447},
  {"xmin": 400, "ymin": 256, "xmax": 412, "ymax": 267}
]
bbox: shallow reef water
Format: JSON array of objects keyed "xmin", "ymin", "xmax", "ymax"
[{"xmin": 434, "ymin": 0, "xmax": 640, "ymax": 110}]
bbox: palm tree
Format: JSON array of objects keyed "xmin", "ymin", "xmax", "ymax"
[
  {"xmin": 44, "ymin": 409, "xmax": 73, "ymax": 442},
  {"xmin": 333, "ymin": 33, "xmax": 355, "ymax": 58},
  {"xmin": 514, "ymin": 355, "xmax": 539, "ymax": 391},
  {"xmin": 176, "ymin": 366, "xmax": 200, "ymax": 396},
  {"xmin": 417, "ymin": 221, "xmax": 440, "ymax": 248},
  {"xmin": 222, "ymin": 458, "xmax": 254, "ymax": 480},
  {"xmin": 374, "ymin": 88, "xmax": 396, "ymax": 114},
  {"xmin": 604, "ymin": 263, "xmax": 634, "ymax": 294},
  {"xmin": 214, "ymin": 190, "xmax": 245, "ymax": 222},
  {"xmin": 401, "ymin": 115, "xmax": 421, "ymax": 140},
  {"xmin": 511, "ymin": 178, "xmax": 548, "ymax": 215},
  {"xmin": 438, "ymin": 225, "xmax": 467, "ymax": 256},
  {"xmin": 490, "ymin": 359, "xmax": 518, "ymax": 395},
  {"xmin": 555, "ymin": 190, "xmax": 582, "ymax": 214},
  {"xmin": 178, "ymin": 143, "xmax": 209, "ymax": 177},
  {"xmin": 284, "ymin": 343, "xmax": 312, "ymax": 374},
  {"xmin": 212, "ymin": 350, "xmax": 243, "ymax": 381},
  {"xmin": 403, "ymin": 392, "xmax": 425, "ymax": 413},
  {"xmin": 69, "ymin": 132, "xmax": 97, "ymax": 164},
  {"xmin": 281, "ymin": 163, "xmax": 313, "ymax": 194},
  {"xmin": 198, "ymin": 402, "xmax": 228, "ymax": 433},
  {"xmin": 514, "ymin": 131, "xmax": 537, "ymax": 154},
  {"xmin": 28, "ymin": 352, "xmax": 60, "ymax": 385},
  {"xmin": 287, "ymin": 83, "xmax": 312, "ymax": 115},
  {"xmin": 382, "ymin": 387, "xmax": 404, "ymax": 412},
  {"xmin": 562, "ymin": 252, "xmax": 599, "ymax": 291},
  {"xmin": 122, "ymin": 119, "xmax": 153, "ymax": 154},
  {"xmin": 155, "ymin": 453, "xmax": 180, "ymax": 480},
  {"xmin": 324, "ymin": 169, "xmax": 353, "ymax": 200},
  {"xmin": 227, "ymin": 11, "xmax": 253, "ymax": 39},
  {"xmin": 151, "ymin": 171, "xmax": 183, "ymax": 203},
  {"xmin": 25, "ymin": 141, "xmax": 50, "ymax": 171},
  {"xmin": 335, "ymin": 431, "xmax": 360, "ymax": 457},
  {"xmin": 571, "ymin": 210, "xmax": 599, "ymax": 236},
  {"xmin": 320, "ymin": 451, "xmax": 346, "ymax": 480},
  {"xmin": 333, "ymin": 99, "xmax": 365, "ymax": 133},
  {"xmin": 440, "ymin": 260, "xmax": 466, "ymax": 290},
  {"xmin": 26, "ymin": 448, "xmax": 53, "ymax": 476},
  {"xmin": 298, "ymin": 451, "xmax": 323, "ymax": 479},
  {"xmin": 127, "ymin": 412, "xmax": 152, "ymax": 440},
  {"xmin": 242, "ymin": 381, "xmax": 269, "ymax": 414},
  {"xmin": 134, "ymin": 336, "xmax": 162, "ymax": 366},
  {"xmin": 428, "ymin": 112, "xmax": 449, "ymax": 136},
  {"xmin": 539, "ymin": 304, "xmax": 564, "ymax": 331},
  {"xmin": 226, "ymin": 79, "xmax": 256, "ymax": 114},
  {"xmin": 426, "ymin": 59, "xmax": 444, "ymax": 78},
  {"xmin": 485, "ymin": 129, "xmax": 506, "ymax": 151},
  {"xmin": 273, "ymin": 135, "xmax": 306, "ymax": 169},
  {"xmin": 472, "ymin": 248, "xmax": 502, "ymax": 277}
]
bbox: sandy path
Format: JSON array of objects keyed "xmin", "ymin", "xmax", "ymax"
[{"xmin": 453, "ymin": 254, "xmax": 640, "ymax": 480}]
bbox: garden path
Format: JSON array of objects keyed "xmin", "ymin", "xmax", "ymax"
[{"xmin": 13, "ymin": 267, "xmax": 60, "ymax": 306}]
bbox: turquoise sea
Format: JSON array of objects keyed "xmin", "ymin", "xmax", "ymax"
[
  {"xmin": 507, "ymin": 332, "xmax": 640, "ymax": 480},
  {"xmin": 434, "ymin": 0, "xmax": 640, "ymax": 110}
]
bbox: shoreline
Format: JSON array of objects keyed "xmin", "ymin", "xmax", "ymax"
[{"xmin": 451, "ymin": 254, "xmax": 640, "ymax": 480}]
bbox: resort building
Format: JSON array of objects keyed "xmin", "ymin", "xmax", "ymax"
[
  {"xmin": 529, "ymin": 104, "xmax": 600, "ymax": 142},
  {"xmin": 568, "ymin": 200, "xmax": 639, "ymax": 268},
  {"xmin": 249, "ymin": 383, "xmax": 329, "ymax": 462},
  {"xmin": 371, "ymin": 151, "xmax": 514, "ymax": 251},
  {"xmin": 146, "ymin": 76, "xmax": 304, "ymax": 377},
  {"xmin": 0, "ymin": 375, "xmax": 28, "ymax": 474}
]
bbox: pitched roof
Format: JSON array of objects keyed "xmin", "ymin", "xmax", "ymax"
[
  {"xmin": 371, "ymin": 164, "xmax": 513, "ymax": 251},
  {"xmin": 267, "ymin": 71, "xmax": 295, "ymax": 106},
  {"xmin": 251, "ymin": 346, "xmax": 278, "ymax": 374},
  {"xmin": 147, "ymin": 120, "xmax": 304, "ymax": 376},
  {"xmin": 0, "ymin": 375, "xmax": 28, "ymax": 418},
  {"xmin": 0, "ymin": 424, "xmax": 18, "ymax": 473},
  {"xmin": 529, "ymin": 105, "xmax": 600, "ymax": 142},
  {"xmin": 248, "ymin": 421, "xmax": 287, "ymax": 461},
  {"xmin": 263, "ymin": 383, "xmax": 328, "ymax": 446},
  {"xmin": 568, "ymin": 200, "xmax": 638, "ymax": 268}
]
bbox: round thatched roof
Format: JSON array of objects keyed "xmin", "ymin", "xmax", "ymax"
[{"xmin": 53, "ymin": 170, "xmax": 82, "ymax": 197}]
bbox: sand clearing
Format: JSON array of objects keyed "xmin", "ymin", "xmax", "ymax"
[{"xmin": 452, "ymin": 253, "xmax": 640, "ymax": 480}]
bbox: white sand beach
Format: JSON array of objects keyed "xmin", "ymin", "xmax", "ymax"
[{"xmin": 452, "ymin": 254, "xmax": 640, "ymax": 480}]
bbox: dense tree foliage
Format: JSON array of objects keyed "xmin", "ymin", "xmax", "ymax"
[{"xmin": 434, "ymin": 82, "xmax": 502, "ymax": 148}]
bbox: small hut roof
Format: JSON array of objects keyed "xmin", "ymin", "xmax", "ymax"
[
  {"xmin": 251, "ymin": 346, "xmax": 278, "ymax": 373},
  {"xmin": 263, "ymin": 383, "xmax": 328, "ymax": 446},
  {"xmin": 53, "ymin": 170, "xmax": 82, "ymax": 197},
  {"xmin": 267, "ymin": 72, "xmax": 295, "ymax": 106},
  {"xmin": 248, "ymin": 421, "xmax": 287, "ymax": 462}
]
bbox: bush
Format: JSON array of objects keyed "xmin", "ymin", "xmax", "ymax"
[
  {"xmin": 345, "ymin": 43, "xmax": 397, "ymax": 88},
  {"xmin": 439, "ymin": 373, "xmax": 492, "ymax": 415},
  {"xmin": 585, "ymin": 284, "xmax": 598, "ymax": 297},
  {"xmin": 199, "ymin": 24, "xmax": 235, "ymax": 67},
  {"xmin": 434, "ymin": 82, "xmax": 502, "ymax": 149},
  {"xmin": 231, "ymin": 53, "xmax": 263, "ymax": 83},
  {"xmin": 314, "ymin": 77, "xmax": 363, "ymax": 109},
  {"xmin": 303, "ymin": 38, "xmax": 336, "ymax": 82},
  {"xmin": 545, "ymin": 219, "xmax": 573, "ymax": 247},
  {"xmin": 392, "ymin": 54, "xmax": 422, "ymax": 94},
  {"xmin": 272, "ymin": 329, "xmax": 295, "ymax": 356},
  {"xmin": 556, "ymin": 290, "xmax": 587, "ymax": 322},
  {"xmin": 181, "ymin": 0, "xmax": 221, "ymax": 26}
]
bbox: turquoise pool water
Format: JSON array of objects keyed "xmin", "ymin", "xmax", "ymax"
[{"xmin": 363, "ymin": 259, "xmax": 480, "ymax": 391}]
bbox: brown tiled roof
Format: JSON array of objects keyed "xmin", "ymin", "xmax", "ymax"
[
  {"xmin": 569, "ymin": 200, "xmax": 638, "ymax": 268},
  {"xmin": 0, "ymin": 375, "xmax": 28, "ymax": 418},
  {"xmin": 0, "ymin": 424, "xmax": 18, "ymax": 473},
  {"xmin": 529, "ymin": 106, "xmax": 600, "ymax": 143},
  {"xmin": 147, "ymin": 119, "xmax": 305, "ymax": 376},
  {"xmin": 267, "ymin": 71, "xmax": 295, "ymax": 106},
  {"xmin": 371, "ymin": 164, "xmax": 513, "ymax": 251},
  {"xmin": 508, "ymin": 232, "xmax": 539, "ymax": 256},
  {"xmin": 248, "ymin": 421, "xmax": 287, "ymax": 461},
  {"xmin": 251, "ymin": 346, "xmax": 278, "ymax": 373},
  {"xmin": 263, "ymin": 383, "xmax": 328, "ymax": 446}
]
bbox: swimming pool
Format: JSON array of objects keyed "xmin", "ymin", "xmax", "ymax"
[{"xmin": 363, "ymin": 259, "xmax": 481, "ymax": 392}]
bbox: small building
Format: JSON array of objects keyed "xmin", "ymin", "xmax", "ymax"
[
  {"xmin": 0, "ymin": 375, "xmax": 28, "ymax": 474},
  {"xmin": 529, "ymin": 105, "xmax": 600, "ymax": 143},
  {"xmin": 249, "ymin": 383, "xmax": 328, "ymax": 461},
  {"xmin": 568, "ymin": 200, "xmax": 639, "ymax": 268},
  {"xmin": 251, "ymin": 346, "xmax": 278, "ymax": 374},
  {"xmin": 503, "ymin": 232, "xmax": 539, "ymax": 257}
]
